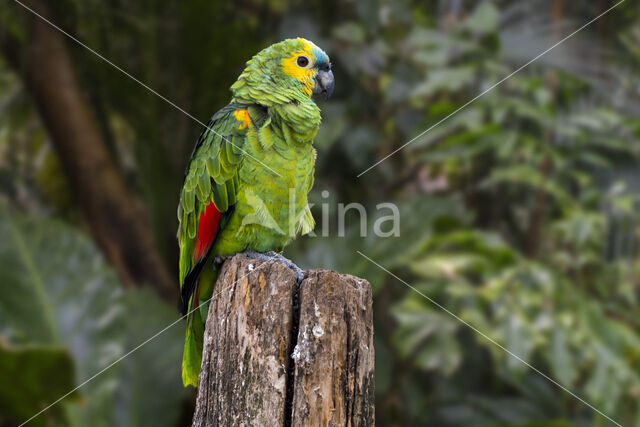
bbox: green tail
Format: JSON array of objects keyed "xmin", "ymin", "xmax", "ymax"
[
  {"xmin": 181, "ymin": 261, "xmax": 218, "ymax": 387},
  {"xmin": 182, "ymin": 305, "xmax": 205, "ymax": 387}
]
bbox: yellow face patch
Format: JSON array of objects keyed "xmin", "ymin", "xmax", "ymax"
[
  {"xmin": 233, "ymin": 109, "xmax": 251, "ymax": 130},
  {"xmin": 281, "ymin": 39, "xmax": 316, "ymax": 96}
]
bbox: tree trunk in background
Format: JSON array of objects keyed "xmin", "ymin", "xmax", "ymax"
[
  {"xmin": 192, "ymin": 254, "xmax": 375, "ymax": 427},
  {"xmin": 1, "ymin": 1, "xmax": 175, "ymax": 303}
]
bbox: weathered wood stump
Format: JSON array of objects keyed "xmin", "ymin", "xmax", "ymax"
[{"xmin": 192, "ymin": 254, "xmax": 374, "ymax": 427}]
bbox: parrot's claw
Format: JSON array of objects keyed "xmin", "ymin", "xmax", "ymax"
[
  {"xmin": 213, "ymin": 255, "xmax": 231, "ymax": 265},
  {"xmin": 265, "ymin": 251, "xmax": 305, "ymax": 284},
  {"xmin": 241, "ymin": 250, "xmax": 305, "ymax": 284}
]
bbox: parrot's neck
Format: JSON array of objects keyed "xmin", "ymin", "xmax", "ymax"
[
  {"xmin": 231, "ymin": 71, "xmax": 322, "ymax": 142},
  {"xmin": 269, "ymin": 100, "xmax": 321, "ymax": 144},
  {"xmin": 233, "ymin": 95, "xmax": 322, "ymax": 145}
]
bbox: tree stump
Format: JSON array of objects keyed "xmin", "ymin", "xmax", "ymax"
[{"xmin": 191, "ymin": 254, "xmax": 374, "ymax": 427}]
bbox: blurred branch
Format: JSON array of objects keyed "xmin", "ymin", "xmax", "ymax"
[
  {"xmin": 1, "ymin": 0, "xmax": 176, "ymax": 303},
  {"xmin": 526, "ymin": 151, "xmax": 551, "ymax": 257}
]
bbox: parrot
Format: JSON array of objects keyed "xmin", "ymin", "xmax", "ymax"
[{"xmin": 176, "ymin": 38, "xmax": 334, "ymax": 387}]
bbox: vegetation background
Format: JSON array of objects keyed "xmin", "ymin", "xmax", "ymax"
[{"xmin": 1, "ymin": 0, "xmax": 639, "ymax": 426}]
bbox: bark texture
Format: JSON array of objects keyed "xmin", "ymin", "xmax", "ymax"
[
  {"xmin": 192, "ymin": 254, "xmax": 374, "ymax": 427},
  {"xmin": 193, "ymin": 254, "xmax": 298, "ymax": 426},
  {"xmin": 291, "ymin": 270, "xmax": 375, "ymax": 426},
  {"xmin": 1, "ymin": 1, "xmax": 175, "ymax": 302}
]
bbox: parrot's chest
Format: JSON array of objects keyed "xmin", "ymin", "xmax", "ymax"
[
  {"xmin": 245, "ymin": 141, "xmax": 314, "ymax": 233},
  {"xmin": 213, "ymin": 128, "xmax": 316, "ymax": 254}
]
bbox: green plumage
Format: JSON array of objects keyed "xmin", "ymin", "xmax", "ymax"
[{"xmin": 177, "ymin": 38, "xmax": 331, "ymax": 387}]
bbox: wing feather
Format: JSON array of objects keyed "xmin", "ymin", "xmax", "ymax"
[
  {"xmin": 178, "ymin": 103, "xmax": 268, "ymax": 387},
  {"xmin": 177, "ymin": 102, "xmax": 252, "ymax": 308}
]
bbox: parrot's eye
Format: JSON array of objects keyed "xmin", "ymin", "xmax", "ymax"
[{"xmin": 296, "ymin": 55, "xmax": 311, "ymax": 68}]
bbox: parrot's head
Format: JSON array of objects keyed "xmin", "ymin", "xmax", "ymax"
[{"xmin": 231, "ymin": 38, "xmax": 334, "ymax": 105}]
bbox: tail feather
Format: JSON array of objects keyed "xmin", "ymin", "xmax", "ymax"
[
  {"xmin": 181, "ymin": 262, "xmax": 219, "ymax": 387},
  {"xmin": 180, "ymin": 260, "xmax": 206, "ymax": 315},
  {"xmin": 182, "ymin": 304, "xmax": 205, "ymax": 387}
]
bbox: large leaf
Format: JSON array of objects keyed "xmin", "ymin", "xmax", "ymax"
[
  {"xmin": 0, "ymin": 209, "xmax": 187, "ymax": 426},
  {"xmin": 0, "ymin": 344, "xmax": 77, "ymax": 427},
  {"xmin": 391, "ymin": 296, "xmax": 462, "ymax": 375}
]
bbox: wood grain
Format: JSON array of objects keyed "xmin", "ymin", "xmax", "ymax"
[{"xmin": 192, "ymin": 254, "xmax": 374, "ymax": 426}]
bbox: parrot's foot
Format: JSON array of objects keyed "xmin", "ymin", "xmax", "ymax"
[
  {"xmin": 213, "ymin": 255, "xmax": 232, "ymax": 265},
  {"xmin": 241, "ymin": 250, "xmax": 305, "ymax": 284}
]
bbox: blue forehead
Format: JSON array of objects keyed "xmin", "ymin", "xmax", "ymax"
[{"xmin": 313, "ymin": 47, "xmax": 329, "ymax": 64}]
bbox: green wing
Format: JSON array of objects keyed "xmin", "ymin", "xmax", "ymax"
[
  {"xmin": 177, "ymin": 103, "xmax": 249, "ymax": 292},
  {"xmin": 177, "ymin": 102, "xmax": 253, "ymax": 387}
]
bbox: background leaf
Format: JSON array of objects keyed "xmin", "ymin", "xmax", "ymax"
[{"xmin": 0, "ymin": 209, "xmax": 187, "ymax": 427}]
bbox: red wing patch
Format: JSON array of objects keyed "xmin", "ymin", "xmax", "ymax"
[{"xmin": 193, "ymin": 200, "xmax": 222, "ymax": 262}]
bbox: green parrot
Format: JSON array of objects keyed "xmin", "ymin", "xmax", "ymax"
[{"xmin": 177, "ymin": 38, "xmax": 334, "ymax": 387}]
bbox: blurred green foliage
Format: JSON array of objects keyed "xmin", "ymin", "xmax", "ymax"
[
  {"xmin": 0, "ymin": 344, "xmax": 77, "ymax": 426},
  {"xmin": 293, "ymin": 1, "xmax": 640, "ymax": 425},
  {"xmin": 0, "ymin": 210, "xmax": 187, "ymax": 426},
  {"xmin": 1, "ymin": 0, "xmax": 640, "ymax": 426}
]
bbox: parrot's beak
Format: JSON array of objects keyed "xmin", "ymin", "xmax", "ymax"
[{"xmin": 314, "ymin": 69, "xmax": 334, "ymax": 100}]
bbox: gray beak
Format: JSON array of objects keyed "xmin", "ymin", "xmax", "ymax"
[{"xmin": 313, "ymin": 69, "xmax": 335, "ymax": 99}]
